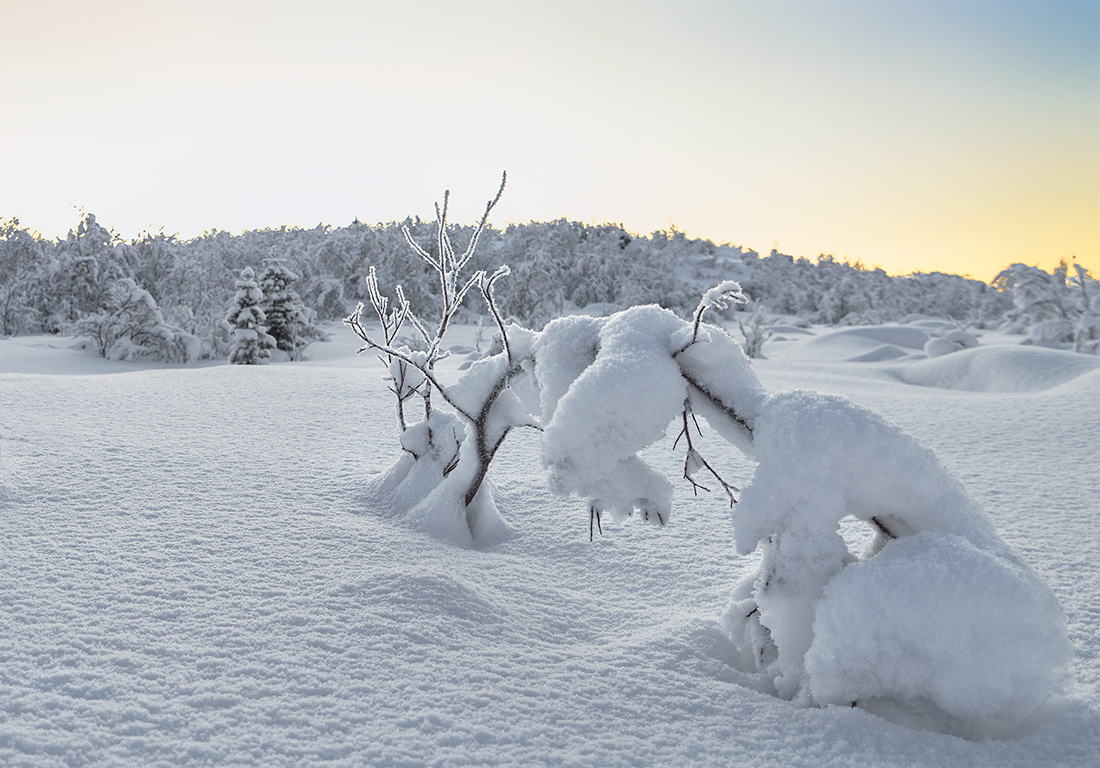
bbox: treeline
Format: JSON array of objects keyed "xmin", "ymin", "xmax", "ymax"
[{"xmin": 1, "ymin": 213, "xmax": 1096, "ymax": 358}]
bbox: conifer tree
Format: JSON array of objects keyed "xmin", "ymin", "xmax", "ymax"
[
  {"xmin": 259, "ymin": 256, "xmax": 318, "ymax": 360},
  {"xmin": 226, "ymin": 267, "xmax": 275, "ymax": 364}
]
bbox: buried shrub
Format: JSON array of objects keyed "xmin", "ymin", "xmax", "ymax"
[{"xmin": 350, "ymin": 178, "xmax": 1072, "ymax": 735}]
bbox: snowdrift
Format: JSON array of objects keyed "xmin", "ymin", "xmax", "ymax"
[
  {"xmin": 2, "ymin": 324, "xmax": 1098, "ymax": 767},
  {"xmin": 770, "ymin": 325, "xmax": 930, "ymax": 362},
  {"xmin": 887, "ymin": 344, "xmax": 1100, "ymax": 392}
]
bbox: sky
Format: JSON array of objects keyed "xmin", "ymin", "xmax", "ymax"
[{"xmin": 0, "ymin": 0, "xmax": 1097, "ymax": 281}]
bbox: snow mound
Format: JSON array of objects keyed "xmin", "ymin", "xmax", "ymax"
[
  {"xmin": 356, "ymin": 570, "xmax": 508, "ymax": 622},
  {"xmin": 846, "ymin": 344, "xmax": 911, "ymax": 363},
  {"xmin": 888, "ymin": 345, "xmax": 1100, "ymax": 392},
  {"xmin": 766, "ymin": 324, "xmax": 814, "ymax": 336},
  {"xmin": 779, "ymin": 326, "xmax": 930, "ymax": 361},
  {"xmin": 922, "ymin": 329, "xmax": 979, "ymax": 357},
  {"xmin": 727, "ymin": 390, "xmax": 1071, "ymax": 733},
  {"xmin": 807, "ymin": 532, "xmax": 1072, "ymax": 728}
]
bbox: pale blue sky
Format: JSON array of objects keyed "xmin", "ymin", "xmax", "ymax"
[{"xmin": 1, "ymin": 0, "xmax": 1096, "ymax": 279}]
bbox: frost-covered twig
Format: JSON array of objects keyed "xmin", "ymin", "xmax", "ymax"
[
  {"xmin": 691, "ymin": 281, "xmax": 747, "ymax": 344},
  {"xmin": 360, "ymin": 268, "xmax": 422, "ymax": 429},
  {"xmin": 401, "ymin": 172, "xmax": 507, "ymax": 360},
  {"xmin": 673, "ymin": 399, "xmax": 739, "ymax": 506},
  {"xmin": 352, "ymin": 174, "xmax": 510, "ymax": 445},
  {"xmin": 480, "ymin": 266, "xmax": 512, "ymax": 363},
  {"xmin": 344, "ymin": 301, "xmax": 473, "ymax": 421}
]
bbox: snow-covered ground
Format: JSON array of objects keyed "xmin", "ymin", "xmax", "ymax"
[{"xmin": 2, "ymin": 320, "xmax": 1098, "ymax": 767}]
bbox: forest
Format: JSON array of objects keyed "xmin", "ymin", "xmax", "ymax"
[{"xmin": 0, "ymin": 212, "xmax": 1096, "ymax": 360}]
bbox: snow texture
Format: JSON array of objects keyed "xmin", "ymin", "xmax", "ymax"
[
  {"xmin": 806, "ymin": 532, "xmax": 1072, "ymax": 726},
  {"xmin": 727, "ymin": 388, "xmax": 1070, "ymax": 731},
  {"xmin": 538, "ymin": 306, "xmax": 689, "ymax": 525},
  {"xmin": 1, "ymin": 320, "xmax": 1098, "ymax": 767}
]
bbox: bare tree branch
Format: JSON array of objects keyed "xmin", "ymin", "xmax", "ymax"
[
  {"xmin": 675, "ymin": 399, "xmax": 740, "ymax": 507},
  {"xmin": 480, "ymin": 266, "xmax": 512, "ymax": 363}
]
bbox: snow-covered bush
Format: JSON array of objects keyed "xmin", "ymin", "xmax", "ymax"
[
  {"xmin": 1070, "ymin": 264, "xmax": 1100, "ymax": 355},
  {"xmin": 0, "ymin": 218, "xmax": 45, "ymax": 336},
  {"xmin": 723, "ymin": 391, "xmax": 1070, "ymax": 733},
  {"xmin": 992, "ymin": 262, "xmax": 1097, "ymax": 351},
  {"xmin": 533, "ymin": 298, "xmax": 761, "ymax": 532},
  {"xmin": 351, "ymin": 181, "xmax": 1071, "ymax": 737},
  {"xmin": 347, "ymin": 174, "xmax": 526, "ymax": 544},
  {"xmin": 226, "ymin": 267, "xmax": 275, "ymax": 365},
  {"xmin": 259, "ymin": 255, "xmax": 325, "ymax": 360},
  {"xmin": 68, "ymin": 278, "xmax": 199, "ymax": 362},
  {"xmin": 922, "ymin": 323, "xmax": 979, "ymax": 357},
  {"xmin": 42, "ymin": 214, "xmax": 118, "ymax": 333},
  {"xmin": 737, "ymin": 303, "xmax": 774, "ymax": 359}
]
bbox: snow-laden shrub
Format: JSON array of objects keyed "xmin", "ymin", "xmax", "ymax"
[
  {"xmin": 226, "ymin": 267, "xmax": 275, "ymax": 365},
  {"xmin": 68, "ymin": 278, "xmax": 199, "ymax": 362},
  {"xmin": 737, "ymin": 303, "xmax": 774, "ymax": 359},
  {"xmin": 724, "ymin": 390, "xmax": 1071, "ymax": 733},
  {"xmin": 533, "ymin": 303, "xmax": 763, "ymax": 529},
  {"xmin": 351, "ymin": 179, "xmax": 1071, "ymax": 737},
  {"xmin": 1070, "ymin": 264, "xmax": 1100, "ymax": 355},
  {"xmin": 0, "ymin": 218, "xmax": 46, "ymax": 336},
  {"xmin": 922, "ymin": 323, "xmax": 979, "ymax": 357},
  {"xmin": 994, "ymin": 262, "xmax": 1099, "ymax": 353}
]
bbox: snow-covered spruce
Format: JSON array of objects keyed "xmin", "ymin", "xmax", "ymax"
[
  {"xmin": 226, "ymin": 267, "xmax": 276, "ymax": 365},
  {"xmin": 259, "ymin": 255, "xmax": 324, "ymax": 360}
]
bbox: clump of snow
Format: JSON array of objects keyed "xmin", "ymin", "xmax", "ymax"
[
  {"xmin": 538, "ymin": 306, "xmax": 689, "ymax": 525},
  {"xmin": 696, "ymin": 280, "xmax": 748, "ymax": 317},
  {"xmin": 923, "ymin": 327, "xmax": 980, "ymax": 357},
  {"xmin": 364, "ymin": 409, "xmax": 514, "ymax": 548},
  {"xmin": 531, "ymin": 306, "xmax": 764, "ymax": 526},
  {"xmin": 673, "ymin": 321, "xmax": 765, "ymax": 456},
  {"xmin": 807, "ymin": 532, "xmax": 1072, "ymax": 727},
  {"xmin": 726, "ymin": 389, "xmax": 1071, "ymax": 731}
]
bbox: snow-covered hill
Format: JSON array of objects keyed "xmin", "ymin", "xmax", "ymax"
[{"xmin": 1, "ymin": 320, "xmax": 1098, "ymax": 767}]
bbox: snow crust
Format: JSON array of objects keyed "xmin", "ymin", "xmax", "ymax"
[{"xmin": 2, "ymin": 321, "xmax": 1098, "ymax": 766}]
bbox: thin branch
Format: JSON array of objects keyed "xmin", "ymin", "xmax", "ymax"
[
  {"xmin": 456, "ymin": 171, "xmax": 507, "ymax": 272},
  {"xmin": 870, "ymin": 516, "xmax": 897, "ymax": 540},
  {"xmin": 401, "ymin": 227, "xmax": 440, "ymax": 272},
  {"xmin": 462, "ymin": 361, "xmax": 524, "ymax": 507},
  {"xmin": 442, "ymin": 428, "xmax": 462, "ymax": 477},
  {"xmin": 589, "ymin": 504, "xmax": 603, "ymax": 542},
  {"xmin": 481, "ymin": 266, "xmax": 512, "ymax": 363},
  {"xmin": 676, "ymin": 399, "xmax": 740, "ymax": 506},
  {"xmin": 345, "ymin": 309, "xmax": 474, "ymax": 421},
  {"xmin": 679, "ymin": 371, "xmax": 754, "ymax": 438}
]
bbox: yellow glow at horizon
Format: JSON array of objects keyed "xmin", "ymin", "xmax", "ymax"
[{"xmin": 0, "ymin": 0, "xmax": 1096, "ymax": 284}]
